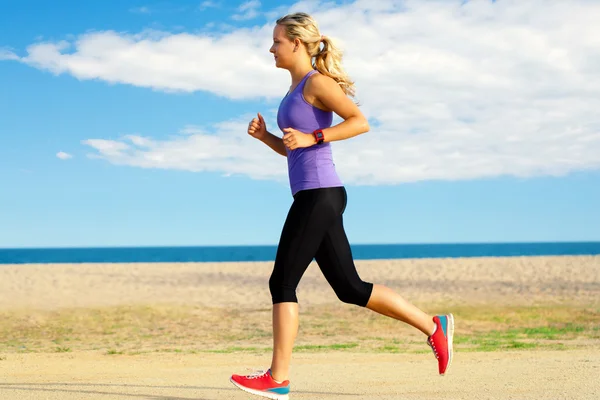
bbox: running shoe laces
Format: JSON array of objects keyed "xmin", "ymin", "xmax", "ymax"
[
  {"xmin": 246, "ymin": 370, "xmax": 268, "ymax": 379},
  {"xmin": 428, "ymin": 338, "xmax": 439, "ymax": 359}
]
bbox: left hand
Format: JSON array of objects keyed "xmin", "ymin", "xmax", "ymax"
[{"xmin": 282, "ymin": 128, "xmax": 315, "ymax": 150}]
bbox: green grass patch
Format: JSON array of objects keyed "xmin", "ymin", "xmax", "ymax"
[
  {"xmin": 206, "ymin": 346, "xmax": 262, "ymax": 354},
  {"xmin": 0, "ymin": 303, "xmax": 598, "ymax": 355},
  {"xmin": 295, "ymin": 343, "xmax": 359, "ymax": 352}
]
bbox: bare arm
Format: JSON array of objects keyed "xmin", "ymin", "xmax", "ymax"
[
  {"xmin": 260, "ymin": 130, "xmax": 287, "ymax": 157},
  {"xmin": 308, "ymin": 74, "xmax": 370, "ymax": 142},
  {"xmin": 248, "ymin": 113, "xmax": 287, "ymax": 157},
  {"xmin": 280, "ymin": 75, "xmax": 371, "ymax": 151}
]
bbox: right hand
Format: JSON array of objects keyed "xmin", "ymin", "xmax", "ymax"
[{"xmin": 248, "ymin": 112, "xmax": 267, "ymax": 141}]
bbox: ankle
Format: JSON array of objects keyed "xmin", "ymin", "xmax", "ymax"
[
  {"xmin": 429, "ymin": 321, "xmax": 437, "ymax": 336},
  {"xmin": 270, "ymin": 369, "xmax": 288, "ymax": 383}
]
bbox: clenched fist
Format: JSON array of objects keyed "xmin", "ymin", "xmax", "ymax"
[{"xmin": 248, "ymin": 113, "xmax": 267, "ymax": 141}]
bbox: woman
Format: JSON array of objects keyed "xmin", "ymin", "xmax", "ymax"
[{"xmin": 230, "ymin": 12, "xmax": 454, "ymax": 400}]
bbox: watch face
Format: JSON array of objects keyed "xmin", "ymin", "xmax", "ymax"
[{"xmin": 314, "ymin": 130, "xmax": 324, "ymax": 144}]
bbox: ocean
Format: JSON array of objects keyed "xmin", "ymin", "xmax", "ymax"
[{"xmin": 0, "ymin": 242, "xmax": 599, "ymax": 264}]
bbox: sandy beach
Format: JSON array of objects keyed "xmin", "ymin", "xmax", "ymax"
[
  {"xmin": 1, "ymin": 256, "xmax": 599, "ymax": 310},
  {"xmin": 1, "ymin": 255, "xmax": 599, "ymax": 399}
]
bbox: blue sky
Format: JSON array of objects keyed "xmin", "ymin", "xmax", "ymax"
[{"xmin": 1, "ymin": 0, "xmax": 599, "ymax": 248}]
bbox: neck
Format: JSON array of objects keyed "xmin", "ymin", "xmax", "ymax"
[{"xmin": 288, "ymin": 62, "xmax": 314, "ymax": 84}]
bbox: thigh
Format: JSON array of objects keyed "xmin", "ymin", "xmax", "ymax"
[
  {"xmin": 314, "ymin": 214, "xmax": 366, "ymax": 292},
  {"xmin": 271, "ymin": 188, "xmax": 343, "ymax": 288}
]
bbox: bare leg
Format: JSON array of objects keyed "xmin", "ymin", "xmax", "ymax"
[
  {"xmin": 366, "ymin": 284, "xmax": 436, "ymax": 336},
  {"xmin": 269, "ymin": 302, "xmax": 298, "ymax": 382},
  {"xmin": 267, "ymin": 286, "xmax": 436, "ymax": 382}
]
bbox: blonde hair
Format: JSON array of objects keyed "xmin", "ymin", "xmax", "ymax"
[{"xmin": 276, "ymin": 12, "xmax": 356, "ymax": 99}]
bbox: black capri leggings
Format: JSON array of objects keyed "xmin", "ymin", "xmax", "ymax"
[{"xmin": 269, "ymin": 186, "xmax": 374, "ymax": 307}]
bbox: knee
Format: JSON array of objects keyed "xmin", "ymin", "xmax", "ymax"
[
  {"xmin": 334, "ymin": 281, "xmax": 373, "ymax": 307},
  {"xmin": 269, "ymin": 274, "xmax": 298, "ymax": 304}
]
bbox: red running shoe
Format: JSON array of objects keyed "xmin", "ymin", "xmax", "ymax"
[
  {"xmin": 230, "ymin": 369, "xmax": 290, "ymax": 400},
  {"xmin": 427, "ymin": 314, "xmax": 455, "ymax": 375}
]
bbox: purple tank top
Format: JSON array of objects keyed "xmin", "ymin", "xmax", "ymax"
[{"xmin": 277, "ymin": 69, "xmax": 343, "ymax": 196}]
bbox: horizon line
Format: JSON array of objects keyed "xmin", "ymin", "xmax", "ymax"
[{"xmin": 2, "ymin": 240, "xmax": 600, "ymax": 251}]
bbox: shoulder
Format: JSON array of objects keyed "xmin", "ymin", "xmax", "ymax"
[
  {"xmin": 304, "ymin": 71, "xmax": 346, "ymax": 108},
  {"xmin": 304, "ymin": 70, "xmax": 362, "ymax": 118},
  {"xmin": 306, "ymin": 71, "xmax": 340, "ymax": 93}
]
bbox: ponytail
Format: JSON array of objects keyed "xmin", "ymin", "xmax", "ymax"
[{"xmin": 313, "ymin": 35, "xmax": 356, "ymax": 98}]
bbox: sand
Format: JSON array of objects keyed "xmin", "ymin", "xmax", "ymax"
[
  {"xmin": 1, "ymin": 255, "xmax": 599, "ymax": 399},
  {"xmin": 1, "ymin": 256, "xmax": 599, "ymax": 310},
  {"xmin": 0, "ymin": 350, "xmax": 598, "ymax": 399}
]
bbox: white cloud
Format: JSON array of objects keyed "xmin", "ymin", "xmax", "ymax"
[
  {"xmin": 13, "ymin": 28, "xmax": 280, "ymax": 99},
  {"xmin": 239, "ymin": 0, "xmax": 260, "ymax": 10},
  {"xmin": 199, "ymin": 1, "xmax": 220, "ymax": 11},
  {"xmin": 0, "ymin": 48, "xmax": 19, "ymax": 60},
  {"xmin": 82, "ymin": 115, "xmax": 287, "ymax": 182},
  {"xmin": 130, "ymin": 6, "xmax": 151, "ymax": 14},
  {"xmin": 7, "ymin": 0, "xmax": 600, "ymax": 185},
  {"xmin": 56, "ymin": 151, "xmax": 73, "ymax": 160},
  {"xmin": 232, "ymin": 0, "xmax": 261, "ymax": 21}
]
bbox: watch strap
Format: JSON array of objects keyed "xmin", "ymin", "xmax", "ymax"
[{"xmin": 313, "ymin": 129, "xmax": 325, "ymax": 144}]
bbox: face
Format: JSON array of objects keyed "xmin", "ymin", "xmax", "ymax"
[{"xmin": 270, "ymin": 24, "xmax": 296, "ymax": 69}]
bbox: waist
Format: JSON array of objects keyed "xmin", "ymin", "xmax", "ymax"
[
  {"xmin": 287, "ymin": 145, "xmax": 342, "ymax": 195},
  {"xmin": 287, "ymin": 145, "xmax": 337, "ymax": 172}
]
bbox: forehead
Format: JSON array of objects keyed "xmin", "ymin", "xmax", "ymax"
[{"xmin": 272, "ymin": 24, "xmax": 288, "ymax": 40}]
